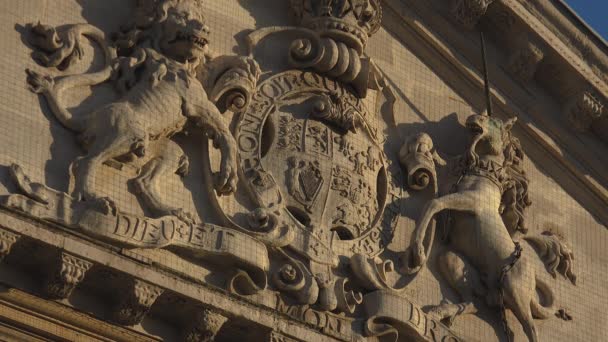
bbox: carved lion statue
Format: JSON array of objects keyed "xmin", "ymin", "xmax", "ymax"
[{"xmin": 25, "ymin": 0, "xmax": 259, "ymax": 223}]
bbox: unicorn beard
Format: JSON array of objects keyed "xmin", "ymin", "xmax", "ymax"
[{"xmin": 467, "ymin": 134, "xmax": 482, "ymax": 168}]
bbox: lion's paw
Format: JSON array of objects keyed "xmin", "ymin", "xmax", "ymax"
[
  {"xmin": 214, "ymin": 139, "xmax": 238, "ymax": 196},
  {"xmin": 427, "ymin": 303, "xmax": 461, "ymax": 327},
  {"xmin": 26, "ymin": 69, "xmax": 54, "ymax": 94},
  {"xmin": 215, "ymin": 162, "xmax": 237, "ymax": 196},
  {"xmin": 170, "ymin": 208, "xmax": 197, "ymax": 226},
  {"xmin": 85, "ymin": 196, "xmax": 119, "ymax": 216}
]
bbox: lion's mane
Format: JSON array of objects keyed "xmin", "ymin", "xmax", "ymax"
[
  {"xmin": 111, "ymin": 0, "xmax": 208, "ymax": 93},
  {"xmin": 500, "ymin": 132, "xmax": 532, "ymax": 235}
]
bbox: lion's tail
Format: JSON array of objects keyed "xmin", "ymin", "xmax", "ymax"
[
  {"xmin": 26, "ymin": 23, "xmax": 117, "ymax": 132},
  {"xmin": 531, "ymin": 276, "xmax": 572, "ymax": 321}
]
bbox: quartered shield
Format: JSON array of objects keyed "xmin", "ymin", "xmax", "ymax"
[{"xmin": 234, "ymin": 71, "xmax": 399, "ymax": 266}]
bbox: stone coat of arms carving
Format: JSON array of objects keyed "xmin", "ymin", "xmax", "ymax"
[{"xmin": 0, "ymin": 0, "xmax": 580, "ymax": 341}]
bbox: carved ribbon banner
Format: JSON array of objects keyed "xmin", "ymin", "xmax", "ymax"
[
  {"xmin": 1, "ymin": 164, "xmax": 269, "ymax": 294},
  {"xmin": 364, "ymin": 291, "xmax": 461, "ymax": 342}
]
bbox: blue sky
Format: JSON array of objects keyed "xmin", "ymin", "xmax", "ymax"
[{"xmin": 565, "ymin": 0, "xmax": 608, "ymax": 41}]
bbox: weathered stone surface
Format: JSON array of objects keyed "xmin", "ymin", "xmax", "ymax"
[
  {"xmin": 0, "ymin": 0, "xmax": 605, "ymax": 341},
  {"xmin": 183, "ymin": 308, "xmax": 228, "ymax": 342},
  {"xmin": 268, "ymin": 331, "xmax": 302, "ymax": 342},
  {"xmin": 507, "ymin": 41, "xmax": 545, "ymax": 82},
  {"xmin": 403, "ymin": 113, "xmax": 574, "ymax": 341},
  {"xmin": 0, "ymin": 228, "xmax": 20, "ymax": 261},
  {"xmin": 449, "ymin": 0, "xmax": 496, "ymax": 30},
  {"xmin": 112, "ymin": 279, "xmax": 164, "ymax": 326},
  {"xmin": 44, "ymin": 252, "xmax": 93, "ymax": 300},
  {"xmin": 566, "ymin": 91, "xmax": 606, "ymax": 143}
]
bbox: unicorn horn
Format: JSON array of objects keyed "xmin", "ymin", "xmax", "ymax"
[{"xmin": 480, "ymin": 31, "xmax": 493, "ymax": 117}]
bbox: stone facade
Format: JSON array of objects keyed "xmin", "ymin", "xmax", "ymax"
[{"xmin": 0, "ymin": 1, "xmax": 606, "ymax": 341}]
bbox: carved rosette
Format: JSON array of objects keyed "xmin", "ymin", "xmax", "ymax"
[
  {"xmin": 112, "ymin": 279, "xmax": 164, "ymax": 326},
  {"xmin": 183, "ymin": 308, "xmax": 228, "ymax": 342},
  {"xmin": 0, "ymin": 229, "xmax": 20, "ymax": 261},
  {"xmin": 270, "ymin": 252, "xmax": 319, "ymax": 306},
  {"xmin": 44, "ymin": 252, "xmax": 93, "ymax": 299}
]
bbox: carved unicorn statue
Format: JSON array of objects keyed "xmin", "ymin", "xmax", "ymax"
[{"xmin": 403, "ymin": 112, "xmax": 576, "ymax": 342}]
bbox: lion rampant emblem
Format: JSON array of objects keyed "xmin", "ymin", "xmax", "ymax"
[{"xmin": 25, "ymin": 0, "xmax": 259, "ymax": 223}]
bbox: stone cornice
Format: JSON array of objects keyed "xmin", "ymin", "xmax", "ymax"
[
  {"xmin": 518, "ymin": 0, "xmax": 608, "ymax": 86},
  {"xmin": 0, "ymin": 285, "xmax": 158, "ymax": 341},
  {"xmin": 503, "ymin": 0, "xmax": 607, "ymax": 97},
  {"xmin": 0, "ymin": 210, "xmax": 343, "ymax": 342},
  {"xmin": 381, "ymin": 0, "xmax": 608, "ymax": 225}
]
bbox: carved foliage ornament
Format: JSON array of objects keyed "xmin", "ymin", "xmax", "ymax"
[
  {"xmin": 45, "ymin": 252, "xmax": 93, "ymax": 300},
  {"xmin": 566, "ymin": 91, "xmax": 605, "ymax": 132},
  {"xmin": 507, "ymin": 41, "xmax": 545, "ymax": 83}
]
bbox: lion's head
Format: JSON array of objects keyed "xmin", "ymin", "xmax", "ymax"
[{"xmin": 115, "ymin": 0, "xmax": 210, "ymax": 63}]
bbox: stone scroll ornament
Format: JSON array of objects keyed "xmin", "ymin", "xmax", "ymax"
[
  {"xmin": 246, "ymin": 0, "xmax": 382, "ymax": 97},
  {"xmin": 2, "ymin": 0, "xmax": 268, "ymax": 295},
  {"xmin": 399, "ymin": 132, "xmax": 447, "ymax": 194},
  {"xmin": 401, "ymin": 112, "xmax": 577, "ymax": 342},
  {"xmin": 348, "ymin": 132, "xmax": 445, "ymax": 293}
]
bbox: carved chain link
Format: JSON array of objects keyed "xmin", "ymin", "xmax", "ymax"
[
  {"xmin": 443, "ymin": 171, "xmax": 466, "ymax": 241},
  {"xmin": 498, "ymin": 241, "xmax": 523, "ymax": 342}
]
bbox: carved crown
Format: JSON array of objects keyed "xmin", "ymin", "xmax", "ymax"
[
  {"xmin": 132, "ymin": 0, "xmax": 206, "ymax": 28},
  {"xmin": 290, "ymin": 0, "xmax": 382, "ymax": 52}
]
